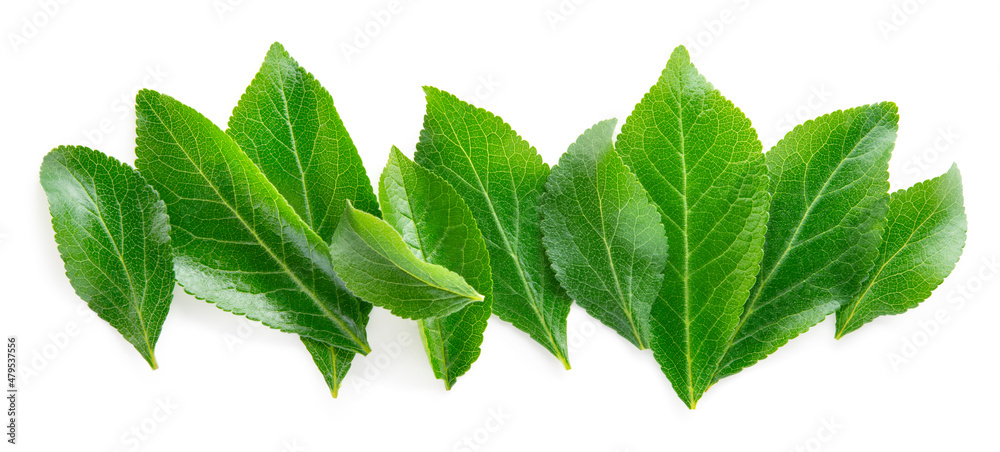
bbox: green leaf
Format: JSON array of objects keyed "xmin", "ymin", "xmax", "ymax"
[
  {"xmin": 379, "ymin": 147, "xmax": 492, "ymax": 389},
  {"xmin": 40, "ymin": 145, "xmax": 174, "ymax": 369},
  {"xmin": 227, "ymin": 42, "xmax": 380, "ymax": 240},
  {"xmin": 330, "ymin": 200, "xmax": 485, "ymax": 320},
  {"xmin": 616, "ymin": 46, "xmax": 769, "ymax": 408},
  {"xmin": 226, "ymin": 42, "xmax": 381, "ymax": 397},
  {"xmin": 835, "ymin": 165, "xmax": 967, "ymax": 338},
  {"xmin": 302, "ymin": 337, "xmax": 356, "ymax": 397},
  {"xmin": 415, "ymin": 86, "xmax": 573, "ymax": 368},
  {"xmin": 134, "ymin": 89, "xmax": 370, "ymax": 354},
  {"xmin": 541, "ymin": 119, "xmax": 668, "ymax": 349},
  {"xmin": 716, "ymin": 102, "xmax": 898, "ymax": 380}
]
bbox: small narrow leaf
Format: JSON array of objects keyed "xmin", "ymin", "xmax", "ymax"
[
  {"xmin": 40, "ymin": 145, "xmax": 174, "ymax": 369},
  {"xmin": 716, "ymin": 103, "xmax": 897, "ymax": 380},
  {"xmin": 134, "ymin": 89, "xmax": 370, "ymax": 354},
  {"xmin": 330, "ymin": 200, "xmax": 485, "ymax": 320},
  {"xmin": 380, "ymin": 147, "xmax": 492, "ymax": 389},
  {"xmin": 836, "ymin": 165, "xmax": 967, "ymax": 337},
  {"xmin": 416, "ymin": 86, "xmax": 573, "ymax": 368},
  {"xmin": 542, "ymin": 119, "xmax": 668, "ymax": 349},
  {"xmin": 226, "ymin": 42, "xmax": 381, "ymax": 397},
  {"xmin": 616, "ymin": 46, "xmax": 769, "ymax": 408}
]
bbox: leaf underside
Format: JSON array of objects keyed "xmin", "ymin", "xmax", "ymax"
[
  {"xmin": 331, "ymin": 201, "xmax": 484, "ymax": 320},
  {"xmin": 226, "ymin": 42, "xmax": 380, "ymax": 396},
  {"xmin": 616, "ymin": 46, "xmax": 770, "ymax": 408},
  {"xmin": 415, "ymin": 86, "xmax": 573, "ymax": 368},
  {"xmin": 134, "ymin": 89, "xmax": 370, "ymax": 354},
  {"xmin": 380, "ymin": 147, "xmax": 493, "ymax": 389},
  {"xmin": 716, "ymin": 102, "xmax": 898, "ymax": 381},
  {"xmin": 836, "ymin": 164, "xmax": 967, "ymax": 337},
  {"xmin": 40, "ymin": 145, "xmax": 174, "ymax": 369},
  {"xmin": 542, "ymin": 119, "xmax": 668, "ymax": 349}
]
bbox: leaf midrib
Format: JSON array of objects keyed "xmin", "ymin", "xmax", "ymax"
[
  {"xmin": 273, "ymin": 66, "xmax": 315, "ymax": 228},
  {"xmin": 592, "ymin": 165, "xmax": 645, "ymax": 349}
]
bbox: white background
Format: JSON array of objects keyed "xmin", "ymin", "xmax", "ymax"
[{"xmin": 2, "ymin": 0, "xmax": 998, "ymax": 450}]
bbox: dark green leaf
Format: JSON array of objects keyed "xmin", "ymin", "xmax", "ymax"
[
  {"xmin": 380, "ymin": 147, "xmax": 492, "ymax": 389},
  {"xmin": 330, "ymin": 200, "xmax": 485, "ymax": 320},
  {"xmin": 717, "ymin": 103, "xmax": 897, "ymax": 380},
  {"xmin": 40, "ymin": 145, "xmax": 173, "ymax": 369},
  {"xmin": 303, "ymin": 337, "xmax": 356, "ymax": 397},
  {"xmin": 134, "ymin": 89, "xmax": 370, "ymax": 354},
  {"xmin": 616, "ymin": 46, "xmax": 769, "ymax": 408},
  {"xmin": 542, "ymin": 119, "xmax": 668, "ymax": 349},
  {"xmin": 415, "ymin": 87, "xmax": 573, "ymax": 368},
  {"xmin": 836, "ymin": 165, "xmax": 967, "ymax": 337},
  {"xmin": 226, "ymin": 42, "xmax": 381, "ymax": 397}
]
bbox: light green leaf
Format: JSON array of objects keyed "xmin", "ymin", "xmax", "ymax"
[
  {"xmin": 134, "ymin": 89, "xmax": 370, "ymax": 354},
  {"xmin": 616, "ymin": 46, "xmax": 769, "ymax": 408},
  {"xmin": 716, "ymin": 103, "xmax": 897, "ymax": 380},
  {"xmin": 415, "ymin": 86, "xmax": 573, "ymax": 368},
  {"xmin": 542, "ymin": 119, "xmax": 668, "ymax": 349},
  {"xmin": 226, "ymin": 42, "xmax": 380, "ymax": 397},
  {"xmin": 330, "ymin": 200, "xmax": 485, "ymax": 320},
  {"xmin": 40, "ymin": 145, "xmax": 174, "ymax": 369},
  {"xmin": 836, "ymin": 165, "xmax": 967, "ymax": 337},
  {"xmin": 380, "ymin": 147, "xmax": 492, "ymax": 389}
]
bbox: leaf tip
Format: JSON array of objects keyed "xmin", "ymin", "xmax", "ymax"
[{"xmin": 671, "ymin": 44, "xmax": 690, "ymax": 62}]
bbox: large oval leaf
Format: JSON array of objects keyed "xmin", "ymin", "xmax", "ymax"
[
  {"xmin": 716, "ymin": 102, "xmax": 897, "ymax": 380},
  {"xmin": 616, "ymin": 46, "xmax": 770, "ymax": 408},
  {"xmin": 542, "ymin": 119, "xmax": 668, "ymax": 349},
  {"xmin": 836, "ymin": 164, "xmax": 967, "ymax": 337},
  {"xmin": 134, "ymin": 89, "xmax": 370, "ymax": 354},
  {"xmin": 226, "ymin": 42, "xmax": 380, "ymax": 396},
  {"xmin": 40, "ymin": 145, "xmax": 174, "ymax": 369},
  {"xmin": 415, "ymin": 87, "xmax": 573, "ymax": 368}
]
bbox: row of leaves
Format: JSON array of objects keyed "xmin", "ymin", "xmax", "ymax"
[{"xmin": 40, "ymin": 43, "xmax": 968, "ymax": 407}]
